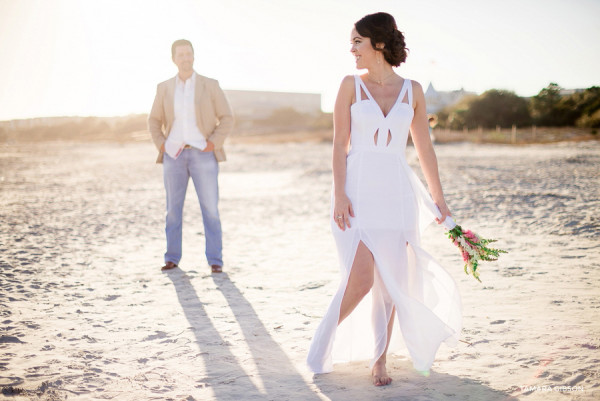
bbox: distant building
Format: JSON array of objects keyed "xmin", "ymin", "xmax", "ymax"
[
  {"xmin": 559, "ymin": 88, "xmax": 586, "ymax": 96},
  {"xmin": 425, "ymin": 83, "xmax": 476, "ymax": 114},
  {"xmin": 0, "ymin": 90, "xmax": 323, "ymax": 129},
  {"xmin": 224, "ymin": 90, "xmax": 322, "ymax": 119}
]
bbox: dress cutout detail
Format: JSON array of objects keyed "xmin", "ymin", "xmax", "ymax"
[{"xmin": 307, "ymin": 75, "xmax": 462, "ymax": 374}]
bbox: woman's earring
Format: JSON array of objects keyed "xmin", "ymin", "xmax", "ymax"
[{"xmin": 377, "ymin": 54, "xmax": 381, "ymax": 64}]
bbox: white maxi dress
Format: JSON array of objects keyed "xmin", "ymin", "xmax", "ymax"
[{"xmin": 307, "ymin": 75, "xmax": 462, "ymax": 374}]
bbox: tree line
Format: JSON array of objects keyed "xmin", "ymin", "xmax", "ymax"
[{"xmin": 436, "ymin": 83, "xmax": 600, "ymax": 131}]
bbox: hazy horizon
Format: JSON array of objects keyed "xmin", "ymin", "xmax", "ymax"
[{"xmin": 1, "ymin": 0, "xmax": 599, "ymax": 121}]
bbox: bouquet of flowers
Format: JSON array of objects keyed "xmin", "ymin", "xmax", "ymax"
[{"xmin": 442, "ymin": 217, "xmax": 507, "ymax": 282}]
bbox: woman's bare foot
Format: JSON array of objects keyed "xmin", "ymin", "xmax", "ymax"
[{"xmin": 372, "ymin": 360, "xmax": 392, "ymax": 386}]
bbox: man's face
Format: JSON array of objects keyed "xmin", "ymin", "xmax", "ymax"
[{"xmin": 173, "ymin": 44, "xmax": 194, "ymax": 75}]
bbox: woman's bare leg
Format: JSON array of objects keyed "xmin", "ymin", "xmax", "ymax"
[
  {"xmin": 372, "ymin": 308, "xmax": 395, "ymax": 386},
  {"xmin": 338, "ymin": 241, "xmax": 374, "ymax": 324},
  {"xmin": 337, "ymin": 241, "xmax": 395, "ymax": 386}
]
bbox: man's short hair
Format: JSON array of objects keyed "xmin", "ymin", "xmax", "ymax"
[{"xmin": 171, "ymin": 39, "xmax": 194, "ymax": 58}]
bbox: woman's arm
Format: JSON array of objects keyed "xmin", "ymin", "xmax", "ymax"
[
  {"xmin": 409, "ymin": 80, "xmax": 451, "ymax": 223},
  {"xmin": 332, "ymin": 76, "xmax": 356, "ymax": 231}
]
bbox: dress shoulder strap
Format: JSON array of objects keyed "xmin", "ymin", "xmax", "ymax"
[
  {"xmin": 353, "ymin": 75, "xmax": 362, "ymax": 103},
  {"xmin": 405, "ymin": 79, "xmax": 413, "ymax": 107}
]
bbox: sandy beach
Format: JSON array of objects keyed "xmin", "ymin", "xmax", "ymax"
[{"xmin": 1, "ymin": 138, "xmax": 599, "ymax": 400}]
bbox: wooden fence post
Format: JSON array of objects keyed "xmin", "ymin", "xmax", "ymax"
[{"xmin": 511, "ymin": 125, "xmax": 517, "ymax": 144}]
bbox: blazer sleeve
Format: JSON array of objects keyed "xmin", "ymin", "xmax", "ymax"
[
  {"xmin": 207, "ymin": 80, "xmax": 234, "ymax": 149},
  {"xmin": 148, "ymin": 84, "xmax": 166, "ymax": 151}
]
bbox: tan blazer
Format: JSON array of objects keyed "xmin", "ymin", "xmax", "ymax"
[{"xmin": 148, "ymin": 73, "xmax": 234, "ymax": 163}]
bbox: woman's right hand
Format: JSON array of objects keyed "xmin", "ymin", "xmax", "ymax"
[{"xmin": 333, "ymin": 194, "xmax": 355, "ymax": 231}]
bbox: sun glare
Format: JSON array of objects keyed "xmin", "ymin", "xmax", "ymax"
[{"xmin": 0, "ymin": 0, "xmax": 598, "ymax": 120}]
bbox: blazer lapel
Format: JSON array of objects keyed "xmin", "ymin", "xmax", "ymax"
[
  {"xmin": 165, "ymin": 77, "xmax": 176, "ymax": 125},
  {"xmin": 194, "ymin": 74, "xmax": 207, "ymax": 135}
]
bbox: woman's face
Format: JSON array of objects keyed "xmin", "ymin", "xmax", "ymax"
[{"xmin": 350, "ymin": 28, "xmax": 377, "ymax": 69}]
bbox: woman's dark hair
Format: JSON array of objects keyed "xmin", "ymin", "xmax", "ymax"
[{"xmin": 355, "ymin": 12, "xmax": 408, "ymax": 67}]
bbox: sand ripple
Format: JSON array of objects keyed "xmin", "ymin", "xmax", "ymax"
[{"xmin": 1, "ymin": 140, "xmax": 598, "ymax": 400}]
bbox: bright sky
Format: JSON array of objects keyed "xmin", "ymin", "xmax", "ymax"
[{"xmin": 0, "ymin": 0, "xmax": 598, "ymax": 120}]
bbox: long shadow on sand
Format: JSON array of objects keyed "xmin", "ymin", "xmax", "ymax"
[
  {"xmin": 168, "ymin": 271, "xmax": 319, "ymax": 400},
  {"xmin": 313, "ymin": 359, "xmax": 519, "ymax": 401}
]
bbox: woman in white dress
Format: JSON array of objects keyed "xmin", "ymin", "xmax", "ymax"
[{"xmin": 307, "ymin": 12, "xmax": 462, "ymax": 386}]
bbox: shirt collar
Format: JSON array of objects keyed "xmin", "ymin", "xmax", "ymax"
[{"xmin": 176, "ymin": 71, "xmax": 196, "ymax": 87}]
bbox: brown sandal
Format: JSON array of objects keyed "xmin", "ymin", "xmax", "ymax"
[
  {"xmin": 211, "ymin": 264, "xmax": 222, "ymax": 273},
  {"xmin": 161, "ymin": 261, "xmax": 178, "ymax": 271}
]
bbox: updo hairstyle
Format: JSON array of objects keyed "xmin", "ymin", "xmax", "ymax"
[{"xmin": 354, "ymin": 12, "xmax": 408, "ymax": 67}]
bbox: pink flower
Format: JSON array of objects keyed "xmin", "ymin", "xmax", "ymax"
[{"xmin": 464, "ymin": 230, "xmax": 477, "ymax": 240}]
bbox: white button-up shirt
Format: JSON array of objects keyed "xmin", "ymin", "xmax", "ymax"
[{"xmin": 165, "ymin": 72, "xmax": 207, "ymax": 154}]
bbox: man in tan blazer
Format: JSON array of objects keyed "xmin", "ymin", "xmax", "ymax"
[{"xmin": 148, "ymin": 39, "xmax": 233, "ymax": 273}]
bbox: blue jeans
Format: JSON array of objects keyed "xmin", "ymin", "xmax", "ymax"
[{"xmin": 163, "ymin": 149, "xmax": 222, "ymax": 266}]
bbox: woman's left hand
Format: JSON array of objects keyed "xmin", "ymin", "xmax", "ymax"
[{"xmin": 435, "ymin": 201, "xmax": 451, "ymax": 224}]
